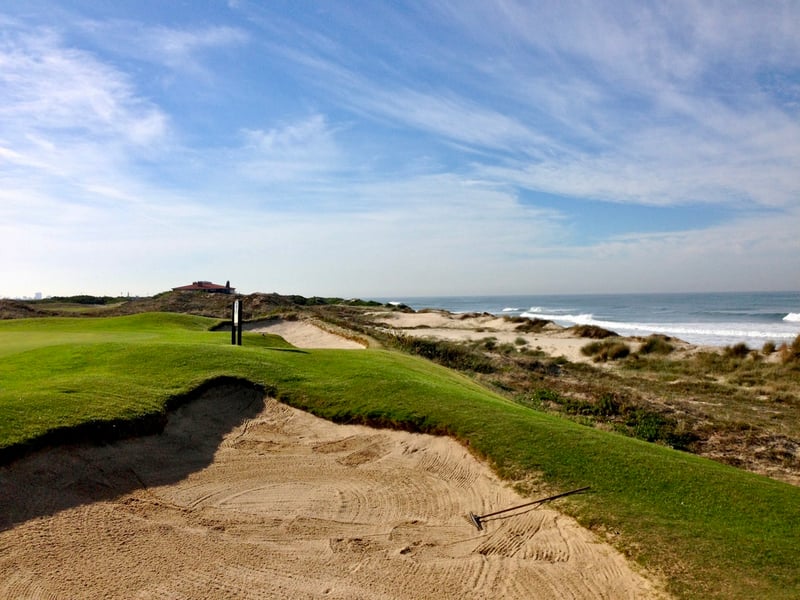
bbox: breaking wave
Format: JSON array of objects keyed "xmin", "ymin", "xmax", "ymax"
[{"xmin": 520, "ymin": 310, "xmax": 799, "ymax": 346}]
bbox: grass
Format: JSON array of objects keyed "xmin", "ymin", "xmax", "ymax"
[
  {"xmin": 1, "ymin": 314, "xmax": 799, "ymax": 599},
  {"xmin": 639, "ymin": 334, "xmax": 676, "ymax": 355},
  {"xmin": 382, "ymin": 314, "xmax": 800, "ymax": 484},
  {"xmin": 581, "ymin": 339, "xmax": 631, "ymax": 361}
]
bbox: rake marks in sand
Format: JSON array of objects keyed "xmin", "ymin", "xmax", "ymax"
[{"xmin": 0, "ymin": 394, "xmax": 667, "ymax": 599}]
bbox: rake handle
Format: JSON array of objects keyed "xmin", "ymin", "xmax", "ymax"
[{"xmin": 476, "ymin": 486, "xmax": 590, "ymax": 520}]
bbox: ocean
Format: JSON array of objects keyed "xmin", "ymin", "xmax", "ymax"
[{"xmin": 372, "ymin": 291, "xmax": 800, "ymax": 348}]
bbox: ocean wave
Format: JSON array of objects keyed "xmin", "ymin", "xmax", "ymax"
[
  {"xmin": 784, "ymin": 312, "xmax": 800, "ymax": 323},
  {"xmin": 527, "ymin": 306, "xmax": 544, "ymax": 313},
  {"xmin": 521, "ymin": 311, "xmax": 594, "ymax": 323},
  {"xmin": 518, "ymin": 311, "xmax": 799, "ymax": 345},
  {"xmin": 502, "ymin": 307, "xmax": 521, "ymax": 312}
]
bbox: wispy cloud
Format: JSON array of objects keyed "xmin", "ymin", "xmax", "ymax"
[
  {"xmin": 0, "ymin": 27, "xmax": 166, "ymax": 145},
  {"xmin": 77, "ymin": 19, "xmax": 249, "ymax": 78},
  {"xmin": 235, "ymin": 114, "xmax": 345, "ymax": 185},
  {"xmin": 257, "ymin": 1, "xmax": 800, "ymax": 211},
  {"xmin": 0, "ymin": 20, "xmax": 178, "ymax": 266}
]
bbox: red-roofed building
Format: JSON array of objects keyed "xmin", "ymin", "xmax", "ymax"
[{"xmin": 172, "ymin": 280, "xmax": 235, "ymax": 294}]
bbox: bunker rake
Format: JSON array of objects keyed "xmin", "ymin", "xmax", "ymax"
[{"xmin": 468, "ymin": 486, "xmax": 590, "ymax": 531}]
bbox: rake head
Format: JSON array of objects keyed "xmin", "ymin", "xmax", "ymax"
[
  {"xmin": 468, "ymin": 511, "xmax": 483, "ymax": 531},
  {"xmin": 467, "ymin": 486, "xmax": 590, "ymax": 532}
]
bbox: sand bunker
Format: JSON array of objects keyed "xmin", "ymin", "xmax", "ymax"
[
  {"xmin": 0, "ymin": 386, "xmax": 666, "ymax": 599},
  {"xmin": 247, "ymin": 319, "xmax": 365, "ymax": 349}
]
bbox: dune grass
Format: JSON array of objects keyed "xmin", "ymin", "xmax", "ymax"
[{"xmin": 1, "ymin": 314, "xmax": 799, "ymax": 599}]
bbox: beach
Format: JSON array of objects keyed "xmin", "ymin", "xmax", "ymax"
[
  {"xmin": 369, "ymin": 309, "xmax": 621, "ymax": 363},
  {"xmin": 378, "ymin": 291, "xmax": 800, "ymax": 348}
]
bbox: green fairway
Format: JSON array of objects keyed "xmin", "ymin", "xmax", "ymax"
[{"xmin": 1, "ymin": 313, "xmax": 798, "ymax": 599}]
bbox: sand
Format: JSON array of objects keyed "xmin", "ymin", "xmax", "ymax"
[
  {"xmin": 0, "ymin": 384, "xmax": 667, "ymax": 599},
  {"xmin": 240, "ymin": 311, "xmax": 596, "ymax": 361},
  {"xmin": 246, "ymin": 319, "xmax": 366, "ymax": 349},
  {"xmin": 372, "ymin": 310, "xmax": 596, "ymax": 363}
]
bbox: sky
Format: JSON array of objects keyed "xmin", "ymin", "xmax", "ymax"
[{"xmin": 1, "ymin": 1, "xmax": 799, "ymax": 299}]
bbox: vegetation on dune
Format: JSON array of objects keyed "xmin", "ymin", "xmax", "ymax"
[
  {"xmin": 328, "ymin": 303, "xmax": 799, "ymax": 487},
  {"xmin": 581, "ymin": 339, "xmax": 631, "ymax": 361},
  {"xmin": 779, "ymin": 334, "xmax": 800, "ymax": 363},
  {"xmin": 0, "ymin": 291, "xmax": 394, "ymax": 322},
  {"xmin": 570, "ymin": 324, "xmax": 619, "ymax": 338},
  {"xmin": 37, "ymin": 294, "xmax": 129, "ymax": 305},
  {"xmin": 503, "ymin": 315, "xmax": 554, "ymax": 332},
  {"xmin": 522, "ymin": 389, "xmax": 697, "ymax": 449},
  {"xmin": 638, "ymin": 334, "xmax": 676, "ymax": 355},
  {"xmin": 390, "ymin": 334, "xmax": 496, "ymax": 373}
]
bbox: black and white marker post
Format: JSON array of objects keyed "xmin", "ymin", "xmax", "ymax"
[{"xmin": 231, "ymin": 299, "xmax": 243, "ymax": 346}]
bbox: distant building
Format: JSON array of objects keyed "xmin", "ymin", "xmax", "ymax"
[{"xmin": 172, "ymin": 280, "xmax": 235, "ymax": 294}]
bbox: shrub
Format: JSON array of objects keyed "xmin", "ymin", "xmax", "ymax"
[
  {"xmin": 779, "ymin": 334, "xmax": 800, "ymax": 364},
  {"xmin": 724, "ymin": 342, "xmax": 751, "ymax": 359},
  {"xmin": 481, "ymin": 337, "xmax": 497, "ymax": 351},
  {"xmin": 518, "ymin": 356, "xmax": 561, "ymax": 376},
  {"xmin": 530, "ymin": 388, "xmax": 564, "ymax": 406},
  {"xmin": 571, "ymin": 324, "xmax": 619, "ymax": 339},
  {"xmin": 624, "ymin": 410, "xmax": 696, "ymax": 448},
  {"xmin": 762, "ymin": 341, "xmax": 776, "ymax": 355},
  {"xmin": 509, "ymin": 317, "xmax": 552, "ymax": 333},
  {"xmin": 522, "ymin": 388, "xmax": 565, "ymax": 410},
  {"xmin": 596, "ymin": 393, "xmax": 623, "ymax": 417},
  {"xmin": 606, "ymin": 342, "xmax": 631, "ymax": 360},
  {"xmin": 41, "ymin": 294, "xmax": 126, "ymax": 305},
  {"xmin": 458, "ymin": 311, "xmax": 492, "ymax": 320},
  {"xmin": 628, "ymin": 410, "xmax": 670, "ymax": 442},
  {"xmin": 581, "ymin": 341, "xmax": 602, "ymax": 356},
  {"xmin": 639, "ymin": 335, "xmax": 675, "ymax": 355},
  {"xmin": 392, "ymin": 335, "xmax": 495, "ymax": 373},
  {"xmin": 582, "ymin": 340, "xmax": 631, "ymax": 362}
]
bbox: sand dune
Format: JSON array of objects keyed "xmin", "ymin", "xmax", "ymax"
[
  {"xmin": 0, "ymin": 385, "xmax": 667, "ymax": 599},
  {"xmin": 372, "ymin": 309, "xmax": 596, "ymax": 363}
]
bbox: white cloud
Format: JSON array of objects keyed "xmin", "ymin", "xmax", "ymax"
[
  {"xmin": 0, "ymin": 21, "xmax": 179, "ymax": 251},
  {"xmin": 235, "ymin": 114, "xmax": 344, "ymax": 184},
  {"xmin": 77, "ymin": 20, "xmax": 249, "ymax": 77},
  {"xmin": 260, "ymin": 2, "xmax": 800, "ymax": 213},
  {"xmin": 0, "ymin": 28, "xmax": 167, "ymax": 145}
]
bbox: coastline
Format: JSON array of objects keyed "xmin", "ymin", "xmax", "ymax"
[
  {"xmin": 375, "ymin": 291, "xmax": 800, "ymax": 348},
  {"xmin": 360, "ymin": 305, "xmax": 798, "ymax": 487},
  {"xmin": 369, "ymin": 307, "xmax": 698, "ymax": 364}
]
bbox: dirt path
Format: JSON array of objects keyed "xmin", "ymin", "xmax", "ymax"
[{"xmin": 0, "ymin": 388, "xmax": 667, "ymax": 599}]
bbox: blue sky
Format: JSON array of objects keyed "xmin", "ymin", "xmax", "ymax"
[{"xmin": 1, "ymin": 1, "xmax": 799, "ymax": 298}]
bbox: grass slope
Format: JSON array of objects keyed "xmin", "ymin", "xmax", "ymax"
[{"xmin": 0, "ymin": 314, "xmax": 798, "ymax": 599}]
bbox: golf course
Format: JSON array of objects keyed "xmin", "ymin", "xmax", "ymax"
[{"xmin": 1, "ymin": 305, "xmax": 799, "ymax": 599}]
